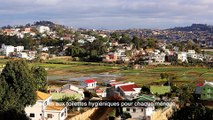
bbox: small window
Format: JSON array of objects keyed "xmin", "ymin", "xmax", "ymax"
[
  {"xmin": 61, "ymin": 112, "xmax": 64, "ymax": 117},
  {"xmin": 44, "ymin": 101, "xmax": 47, "ymax": 106},
  {"xmin": 133, "ymin": 108, "xmax": 136, "ymax": 112},
  {"xmin": 47, "ymin": 114, "xmax": 53, "ymax": 118},
  {"xmin": 141, "ymin": 109, "xmax": 144, "ymax": 112},
  {"xmin": 126, "ymin": 108, "xmax": 130, "ymax": 111},
  {"xmin": 30, "ymin": 113, "xmax": 35, "ymax": 117}
]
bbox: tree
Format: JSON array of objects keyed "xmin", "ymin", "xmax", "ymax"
[
  {"xmin": 177, "ymin": 84, "xmax": 195, "ymax": 107},
  {"xmin": 119, "ymin": 33, "xmax": 131, "ymax": 44},
  {"xmin": 0, "ymin": 60, "xmax": 36, "ymax": 113},
  {"xmin": 146, "ymin": 38, "xmax": 157, "ymax": 48},
  {"xmin": 170, "ymin": 103, "xmax": 213, "ymax": 120},
  {"xmin": 141, "ymin": 86, "xmax": 150, "ymax": 94},
  {"xmin": 123, "ymin": 112, "xmax": 132, "ymax": 119},
  {"xmin": 0, "ymin": 109, "xmax": 30, "ymax": 120},
  {"xmin": 65, "ymin": 45, "xmax": 86, "ymax": 57},
  {"xmin": 111, "ymin": 32, "xmax": 120, "ymax": 40},
  {"xmin": 31, "ymin": 66, "xmax": 47, "ymax": 92},
  {"xmin": 132, "ymin": 36, "xmax": 141, "ymax": 49}
]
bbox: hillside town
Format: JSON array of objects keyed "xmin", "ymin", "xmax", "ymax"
[
  {"xmin": 0, "ymin": 21, "xmax": 213, "ymax": 66},
  {"xmin": 0, "ymin": 21, "xmax": 212, "ymax": 120}
]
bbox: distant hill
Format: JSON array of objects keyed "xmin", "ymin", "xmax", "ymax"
[
  {"xmin": 32, "ymin": 20, "xmax": 67, "ymax": 30},
  {"xmin": 169, "ymin": 24, "xmax": 213, "ymax": 32},
  {"xmin": 33, "ymin": 21, "xmax": 56, "ymax": 26}
]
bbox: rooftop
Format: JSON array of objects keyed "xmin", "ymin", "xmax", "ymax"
[
  {"xmin": 36, "ymin": 91, "xmax": 51, "ymax": 100},
  {"xmin": 84, "ymin": 79, "xmax": 96, "ymax": 84},
  {"xmin": 45, "ymin": 102, "xmax": 65, "ymax": 111},
  {"xmin": 136, "ymin": 94, "xmax": 155, "ymax": 102},
  {"xmin": 204, "ymin": 81, "xmax": 213, "ymax": 87},
  {"xmin": 119, "ymin": 84, "xmax": 140, "ymax": 91}
]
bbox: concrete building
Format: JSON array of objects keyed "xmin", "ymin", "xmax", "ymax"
[
  {"xmin": 25, "ymin": 91, "xmax": 67, "ymax": 120},
  {"xmin": 1, "ymin": 44, "xmax": 15, "ymax": 56},
  {"xmin": 177, "ymin": 52, "xmax": 188, "ymax": 62},
  {"xmin": 115, "ymin": 82, "xmax": 141, "ymax": 99},
  {"xmin": 80, "ymin": 79, "xmax": 97, "ymax": 89},
  {"xmin": 122, "ymin": 95, "xmax": 155, "ymax": 120},
  {"xmin": 1, "ymin": 44, "xmax": 24, "ymax": 56},
  {"xmin": 37, "ymin": 26, "xmax": 50, "ymax": 33}
]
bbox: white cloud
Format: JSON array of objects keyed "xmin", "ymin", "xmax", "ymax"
[
  {"xmin": 1, "ymin": 0, "xmax": 213, "ymax": 29},
  {"xmin": 34, "ymin": 0, "xmax": 60, "ymax": 5}
]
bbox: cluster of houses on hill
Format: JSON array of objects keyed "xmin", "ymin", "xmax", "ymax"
[
  {"xmin": 1, "ymin": 24, "xmax": 213, "ymax": 65},
  {"xmin": 102, "ymin": 42, "xmax": 213, "ymax": 65},
  {"xmin": 2, "ymin": 26, "xmax": 50, "ymax": 38},
  {"xmin": 0, "ymin": 44, "xmax": 37, "ymax": 60}
]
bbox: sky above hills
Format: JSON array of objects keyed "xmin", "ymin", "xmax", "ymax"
[{"xmin": 1, "ymin": 0, "xmax": 213, "ymax": 29}]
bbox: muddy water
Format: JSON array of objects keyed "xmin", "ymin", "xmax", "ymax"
[{"xmin": 47, "ymin": 73, "xmax": 122, "ymax": 82}]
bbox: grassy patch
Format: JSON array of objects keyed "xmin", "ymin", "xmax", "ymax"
[
  {"xmin": 150, "ymin": 86, "xmax": 171, "ymax": 95},
  {"xmin": 51, "ymin": 93, "xmax": 82, "ymax": 101}
]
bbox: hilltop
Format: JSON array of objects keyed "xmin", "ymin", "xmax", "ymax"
[{"xmin": 169, "ymin": 24, "xmax": 213, "ymax": 32}]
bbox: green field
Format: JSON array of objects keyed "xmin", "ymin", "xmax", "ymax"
[
  {"xmin": 119, "ymin": 66, "xmax": 213, "ymax": 86},
  {"xmin": 0, "ymin": 59, "xmax": 213, "ymax": 87},
  {"xmin": 150, "ymin": 86, "xmax": 171, "ymax": 95}
]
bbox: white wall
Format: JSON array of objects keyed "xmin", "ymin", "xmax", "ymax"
[
  {"xmin": 37, "ymin": 26, "xmax": 50, "ymax": 33},
  {"xmin": 178, "ymin": 52, "xmax": 187, "ymax": 62},
  {"xmin": 80, "ymin": 82, "xmax": 97, "ymax": 89},
  {"xmin": 15, "ymin": 46, "xmax": 24, "ymax": 52},
  {"xmin": 25, "ymin": 97, "xmax": 52, "ymax": 120},
  {"xmin": 25, "ymin": 101, "xmax": 43, "ymax": 120},
  {"xmin": 45, "ymin": 107, "xmax": 67, "ymax": 120},
  {"xmin": 123, "ymin": 107, "xmax": 154, "ymax": 120}
]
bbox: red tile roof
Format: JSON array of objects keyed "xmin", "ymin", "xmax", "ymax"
[
  {"xmin": 196, "ymin": 83, "xmax": 204, "ymax": 87},
  {"xmin": 84, "ymin": 79, "xmax": 96, "ymax": 84},
  {"xmin": 119, "ymin": 84, "xmax": 140, "ymax": 91}
]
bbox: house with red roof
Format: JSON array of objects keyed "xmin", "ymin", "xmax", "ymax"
[
  {"xmin": 80, "ymin": 79, "xmax": 97, "ymax": 89},
  {"xmin": 116, "ymin": 82, "xmax": 141, "ymax": 99}
]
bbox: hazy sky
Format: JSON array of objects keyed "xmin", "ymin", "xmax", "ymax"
[{"xmin": 1, "ymin": 0, "xmax": 213, "ymax": 29}]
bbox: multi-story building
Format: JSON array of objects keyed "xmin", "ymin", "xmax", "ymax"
[
  {"xmin": 122, "ymin": 94, "xmax": 155, "ymax": 120},
  {"xmin": 25, "ymin": 91, "xmax": 67, "ymax": 120}
]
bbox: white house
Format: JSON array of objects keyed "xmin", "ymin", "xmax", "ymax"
[
  {"xmin": 15, "ymin": 46, "xmax": 24, "ymax": 52},
  {"xmin": 177, "ymin": 52, "xmax": 188, "ymax": 62},
  {"xmin": 123, "ymin": 107, "xmax": 154, "ymax": 120},
  {"xmin": 80, "ymin": 79, "xmax": 97, "ymax": 89},
  {"xmin": 115, "ymin": 82, "xmax": 141, "ymax": 99},
  {"xmin": 25, "ymin": 91, "xmax": 67, "ymax": 120},
  {"xmin": 154, "ymin": 53, "xmax": 166, "ymax": 63},
  {"xmin": 1, "ymin": 44, "xmax": 24, "ymax": 56},
  {"xmin": 86, "ymin": 36, "xmax": 96, "ymax": 42},
  {"xmin": 17, "ymin": 52, "xmax": 29, "ymax": 59},
  {"xmin": 1, "ymin": 44, "xmax": 15, "ymax": 56},
  {"xmin": 122, "ymin": 95, "xmax": 156, "ymax": 120},
  {"xmin": 37, "ymin": 26, "xmax": 50, "ymax": 33}
]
